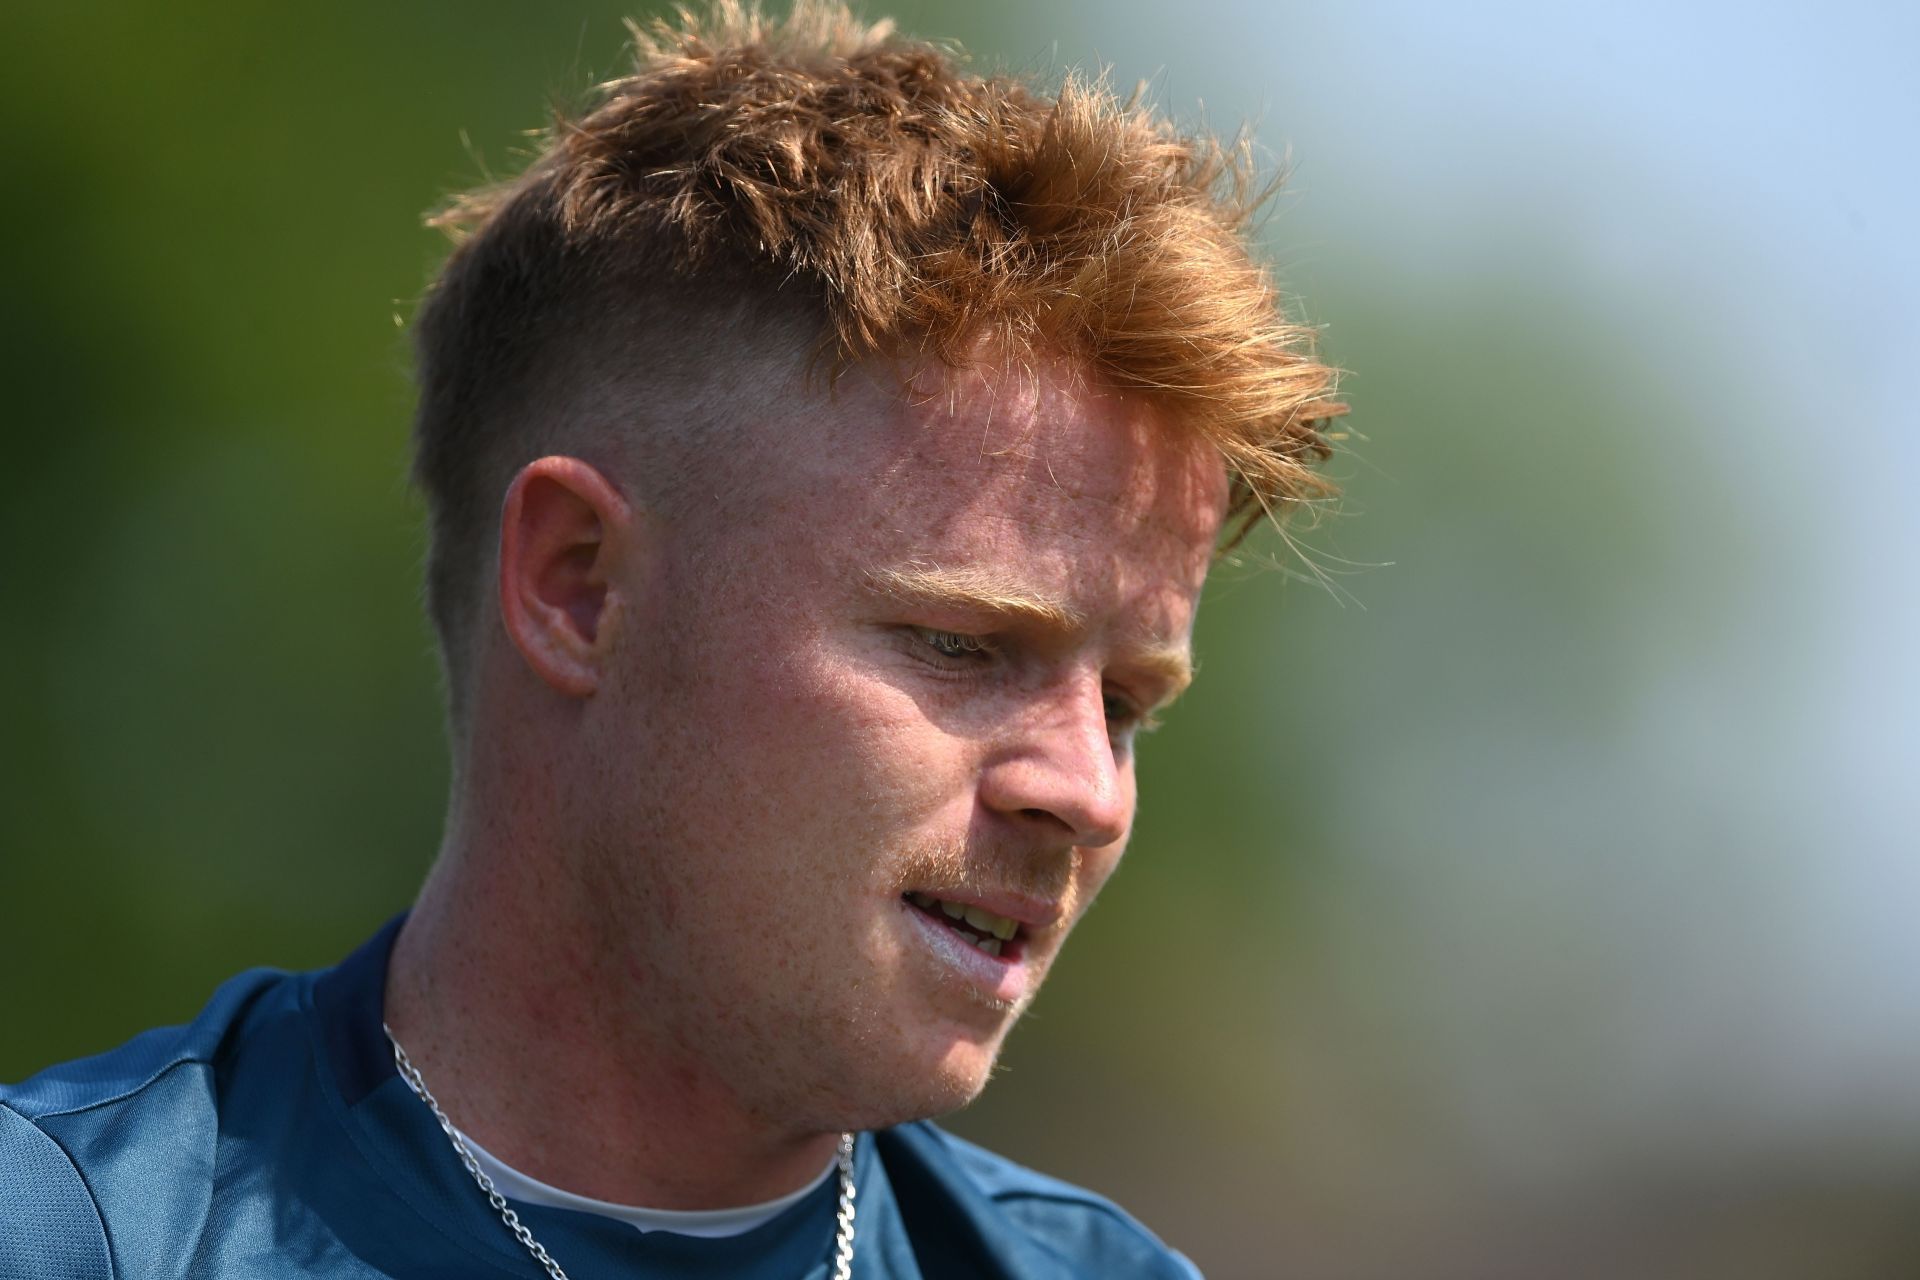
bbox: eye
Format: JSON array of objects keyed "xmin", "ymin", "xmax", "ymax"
[
  {"xmin": 1103, "ymin": 690, "xmax": 1162, "ymax": 738},
  {"xmin": 910, "ymin": 627, "xmax": 996, "ymax": 662}
]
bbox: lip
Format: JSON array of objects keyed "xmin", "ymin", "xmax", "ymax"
[
  {"xmin": 898, "ymin": 898, "xmax": 1035, "ymax": 1006},
  {"xmin": 899, "ymin": 887, "xmax": 1065, "ymax": 933}
]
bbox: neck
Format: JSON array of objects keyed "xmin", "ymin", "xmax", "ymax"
[{"xmin": 384, "ymin": 808, "xmax": 841, "ymax": 1210}]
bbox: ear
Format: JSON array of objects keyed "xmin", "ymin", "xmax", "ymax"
[{"xmin": 497, "ymin": 456, "xmax": 633, "ymax": 699}]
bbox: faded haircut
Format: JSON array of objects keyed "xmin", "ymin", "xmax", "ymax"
[{"xmin": 410, "ymin": 0, "xmax": 1344, "ymax": 719}]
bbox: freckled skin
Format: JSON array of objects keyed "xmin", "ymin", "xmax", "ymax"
[
  {"xmin": 387, "ymin": 356, "xmax": 1227, "ymax": 1209},
  {"xmin": 578, "ymin": 360, "xmax": 1226, "ymax": 1131}
]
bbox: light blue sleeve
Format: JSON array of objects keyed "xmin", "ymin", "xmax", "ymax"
[{"xmin": 0, "ymin": 1102, "xmax": 115, "ymax": 1279}]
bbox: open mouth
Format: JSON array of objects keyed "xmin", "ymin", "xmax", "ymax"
[{"xmin": 902, "ymin": 892, "xmax": 1025, "ymax": 960}]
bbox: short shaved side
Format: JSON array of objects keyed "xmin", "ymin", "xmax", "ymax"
[{"xmin": 410, "ymin": 0, "xmax": 1342, "ymax": 724}]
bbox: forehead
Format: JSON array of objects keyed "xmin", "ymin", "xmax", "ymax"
[{"xmin": 771, "ymin": 358, "xmax": 1228, "ymax": 619}]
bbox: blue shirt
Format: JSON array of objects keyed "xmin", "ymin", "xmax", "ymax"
[{"xmin": 1, "ymin": 919, "xmax": 1199, "ymax": 1278}]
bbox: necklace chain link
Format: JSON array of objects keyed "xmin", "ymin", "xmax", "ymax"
[{"xmin": 385, "ymin": 1027, "xmax": 858, "ymax": 1280}]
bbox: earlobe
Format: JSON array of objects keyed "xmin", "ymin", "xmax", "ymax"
[{"xmin": 497, "ymin": 456, "xmax": 633, "ymax": 699}]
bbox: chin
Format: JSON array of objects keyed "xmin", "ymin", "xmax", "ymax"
[
  {"xmin": 910, "ymin": 1028, "xmax": 1013, "ymax": 1120},
  {"xmin": 922, "ymin": 1040, "xmax": 1000, "ymax": 1115},
  {"xmin": 827, "ymin": 1034, "xmax": 1004, "ymax": 1132}
]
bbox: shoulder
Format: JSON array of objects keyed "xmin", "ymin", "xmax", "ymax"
[
  {"xmin": 2, "ymin": 965, "xmax": 293, "ymax": 1123},
  {"xmin": 0, "ymin": 966, "xmax": 300, "ymax": 1280},
  {"xmin": 878, "ymin": 1121, "xmax": 1203, "ymax": 1279}
]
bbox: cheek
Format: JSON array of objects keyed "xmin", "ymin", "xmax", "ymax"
[
  {"xmin": 675, "ymin": 641, "xmax": 969, "ymax": 867},
  {"xmin": 779, "ymin": 661, "xmax": 970, "ymax": 828},
  {"xmin": 1080, "ymin": 828, "xmax": 1129, "ymax": 893}
]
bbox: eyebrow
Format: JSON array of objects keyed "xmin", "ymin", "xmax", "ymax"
[
  {"xmin": 863, "ymin": 564, "xmax": 1195, "ymax": 701},
  {"xmin": 866, "ymin": 564, "xmax": 1083, "ymax": 629},
  {"xmin": 1129, "ymin": 648, "xmax": 1197, "ymax": 705}
]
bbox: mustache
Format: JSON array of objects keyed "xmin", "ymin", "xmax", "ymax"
[{"xmin": 891, "ymin": 836, "xmax": 1076, "ymax": 905}]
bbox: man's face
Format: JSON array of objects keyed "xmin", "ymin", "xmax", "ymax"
[{"xmin": 582, "ymin": 357, "xmax": 1227, "ymax": 1134}]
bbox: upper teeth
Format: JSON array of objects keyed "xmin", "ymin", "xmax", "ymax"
[{"xmin": 909, "ymin": 892, "xmax": 1018, "ymax": 942}]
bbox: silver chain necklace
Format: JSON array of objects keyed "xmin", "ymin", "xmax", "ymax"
[{"xmin": 384, "ymin": 1027, "xmax": 859, "ymax": 1280}]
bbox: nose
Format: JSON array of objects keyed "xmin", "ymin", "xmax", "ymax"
[{"xmin": 977, "ymin": 675, "xmax": 1132, "ymax": 849}]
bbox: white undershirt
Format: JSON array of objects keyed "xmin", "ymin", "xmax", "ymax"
[{"xmin": 456, "ymin": 1127, "xmax": 837, "ymax": 1238}]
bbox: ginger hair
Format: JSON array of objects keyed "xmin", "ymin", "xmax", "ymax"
[{"xmin": 411, "ymin": 0, "xmax": 1343, "ymax": 715}]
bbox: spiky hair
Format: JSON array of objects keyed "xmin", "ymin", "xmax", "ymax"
[{"xmin": 411, "ymin": 0, "xmax": 1342, "ymax": 707}]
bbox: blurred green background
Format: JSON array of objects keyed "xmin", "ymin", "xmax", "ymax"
[{"xmin": 5, "ymin": 3, "xmax": 1916, "ymax": 1277}]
